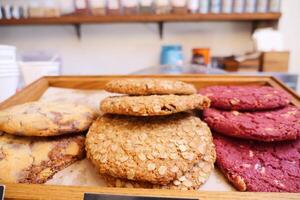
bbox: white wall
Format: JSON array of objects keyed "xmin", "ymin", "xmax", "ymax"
[
  {"xmin": 279, "ymin": 0, "xmax": 300, "ymax": 90},
  {"xmin": 0, "ymin": 0, "xmax": 299, "ymax": 81},
  {"xmin": 0, "ymin": 22, "xmax": 252, "ymax": 75}
]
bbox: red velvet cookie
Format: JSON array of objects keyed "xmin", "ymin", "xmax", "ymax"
[
  {"xmin": 199, "ymin": 86, "xmax": 290, "ymax": 111},
  {"xmin": 213, "ymin": 133, "xmax": 300, "ymax": 192},
  {"xmin": 203, "ymin": 106, "xmax": 300, "ymax": 142}
]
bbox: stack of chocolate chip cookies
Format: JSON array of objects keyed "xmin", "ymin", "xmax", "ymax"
[
  {"xmin": 0, "ymin": 101, "xmax": 97, "ymax": 183},
  {"xmin": 86, "ymin": 79, "xmax": 216, "ymax": 190},
  {"xmin": 199, "ymin": 86, "xmax": 300, "ymax": 192}
]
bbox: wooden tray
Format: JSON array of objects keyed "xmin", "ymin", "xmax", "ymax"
[{"xmin": 0, "ymin": 75, "xmax": 299, "ymax": 200}]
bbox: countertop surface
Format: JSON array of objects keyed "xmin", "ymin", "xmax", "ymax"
[{"xmin": 132, "ymin": 65, "xmax": 298, "ymax": 91}]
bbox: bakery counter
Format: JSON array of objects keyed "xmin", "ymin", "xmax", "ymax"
[
  {"xmin": 132, "ymin": 66, "xmax": 298, "ymax": 91},
  {"xmin": 0, "ymin": 75, "xmax": 299, "ymax": 200}
]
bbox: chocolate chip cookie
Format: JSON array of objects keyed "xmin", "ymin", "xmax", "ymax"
[
  {"xmin": 0, "ymin": 134, "xmax": 85, "ymax": 184},
  {"xmin": 85, "ymin": 113, "xmax": 213, "ymax": 185},
  {"xmin": 0, "ymin": 101, "xmax": 97, "ymax": 136},
  {"xmin": 199, "ymin": 86, "xmax": 291, "ymax": 111},
  {"xmin": 100, "ymin": 94, "xmax": 210, "ymax": 116},
  {"xmin": 105, "ymin": 79, "xmax": 197, "ymax": 95},
  {"xmin": 213, "ymin": 133, "xmax": 300, "ymax": 192}
]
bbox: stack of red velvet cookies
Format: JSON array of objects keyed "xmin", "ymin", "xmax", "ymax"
[{"xmin": 199, "ymin": 86, "xmax": 300, "ymax": 192}]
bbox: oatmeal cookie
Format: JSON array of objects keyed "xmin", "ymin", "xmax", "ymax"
[
  {"xmin": 103, "ymin": 137, "xmax": 215, "ymax": 190},
  {"xmin": 105, "ymin": 79, "xmax": 197, "ymax": 95},
  {"xmin": 86, "ymin": 113, "xmax": 212, "ymax": 185},
  {"xmin": 100, "ymin": 94, "xmax": 210, "ymax": 116}
]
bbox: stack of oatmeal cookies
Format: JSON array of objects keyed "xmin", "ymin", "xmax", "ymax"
[{"xmin": 85, "ymin": 79, "xmax": 216, "ymax": 190}]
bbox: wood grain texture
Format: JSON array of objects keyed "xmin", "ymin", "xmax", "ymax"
[
  {"xmin": 267, "ymin": 77, "xmax": 300, "ymax": 107},
  {"xmin": 0, "ymin": 75, "xmax": 299, "ymax": 200},
  {"xmin": 45, "ymin": 75, "xmax": 271, "ymax": 89},
  {"xmin": 3, "ymin": 182, "xmax": 300, "ymax": 200},
  {"xmin": 0, "ymin": 78, "xmax": 48, "ymax": 110},
  {"xmin": 261, "ymin": 51, "xmax": 289, "ymax": 72},
  {"xmin": 45, "ymin": 75, "xmax": 299, "ymax": 106},
  {"xmin": 0, "ymin": 13, "xmax": 281, "ymax": 25}
]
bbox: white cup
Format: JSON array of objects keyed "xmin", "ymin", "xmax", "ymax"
[
  {"xmin": 19, "ymin": 61, "xmax": 60, "ymax": 85},
  {"xmin": 0, "ymin": 62, "xmax": 19, "ymax": 73},
  {"xmin": 0, "ymin": 45, "xmax": 16, "ymax": 62},
  {"xmin": 0, "ymin": 61, "xmax": 19, "ymax": 67}
]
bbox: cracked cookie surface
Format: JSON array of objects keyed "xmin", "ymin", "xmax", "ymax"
[
  {"xmin": 199, "ymin": 86, "xmax": 291, "ymax": 111},
  {"xmin": 102, "ymin": 136, "xmax": 215, "ymax": 190},
  {"xmin": 213, "ymin": 133, "xmax": 300, "ymax": 192},
  {"xmin": 0, "ymin": 134, "xmax": 85, "ymax": 183},
  {"xmin": 100, "ymin": 94, "xmax": 210, "ymax": 116},
  {"xmin": 105, "ymin": 79, "xmax": 197, "ymax": 95},
  {"xmin": 203, "ymin": 106, "xmax": 300, "ymax": 142},
  {"xmin": 0, "ymin": 101, "xmax": 97, "ymax": 136},
  {"xmin": 85, "ymin": 113, "xmax": 213, "ymax": 185}
]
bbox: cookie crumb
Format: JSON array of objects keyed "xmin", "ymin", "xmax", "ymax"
[{"xmin": 158, "ymin": 166, "xmax": 167, "ymax": 175}]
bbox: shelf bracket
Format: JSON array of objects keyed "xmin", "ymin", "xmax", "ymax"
[
  {"xmin": 251, "ymin": 20, "xmax": 278, "ymax": 33},
  {"xmin": 74, "ymin": 24, "xmax": 81, "ymax": 40},
  {"xmin": 158, "ymin": 22, "xmax": 164, "ymax": 40}
]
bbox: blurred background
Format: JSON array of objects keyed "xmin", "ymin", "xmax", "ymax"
[{"xmin": 0, "ymin": 0, "xmax": 299, "ymax": 102}]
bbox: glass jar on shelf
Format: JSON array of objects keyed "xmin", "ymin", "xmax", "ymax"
[
  {"xmin": 17, "ymin": 0, "xmax": 29, "ymax": 18},
  {"xmin": 211, "ymin": 0, "xmax": 221, "ymax": 13},
  {"xmin": 154, "ymin": 0, "xmax": 171, "ymax": 14},
  {"xmin": 221, "ymin": 0, "xmax": 233, "ymax": 13},
  {"xmin": 0, "ymin": 3, "xmax": 2, "ymax": 19},
  {"xmin": 44, "ymin": 0, "xmax": 60, "ymax": 17},
  {"xmin": 59, "ymin": 0, "xmax": 75, "ymax": 15},
  {"xmin": 269, "ymin": 0, "xmax": 281, "ymax": 12},
  {"xmin": 0, "ymin": 1, "xmax": 12, "ymax": 19},
  {"xmin": 171, "ymin": 0, "xmax": 188, "ymax": 14},
  {"xmin": 107, "ymin": 0, "xmax": 121, "ymax": 15},
  {"xmin": 28, "ymin": 0, "xmax": 44, "ymax": 18},
  {"xmin": 257, "ymin": 0, "xmax": 268, "ymax": 13},
  {"xmin": 139, "ymin": 0, "xmax": 154, "ymax": 14},
  {"xmin": 233, "ymin": 0, "xmax": 244, "ymax": 13},
  {"xmin": 187, "ymin": 0, "xmax": 199, "ymax": 14},
  {"xmin": 199, "ymin": 0, "xmax": 209, "ymax": 14},
  {"xmin": 191, "ymin": 48, "xmax": 210, "ymax": 67},
  {"xmin": 245, "ymin": 0, "xmax": 256, "ymax": 13},
  {"xmin": 9, "ymin": 0, "xmax": 20, "ymax": 19},
  {"xmin": 89, "ymin": 0, "xmax": 106, "ymax": 16},
  {"xmin": 74, "ymin": 0, "xmax": 89, "ymax": 15},
  {"xmin": 122, "ymin": 0, "xmax": 138, "ymax": 15},
  {"xmin": 160, "ymin": 45, "xmax": 184, "ymax": 73}
]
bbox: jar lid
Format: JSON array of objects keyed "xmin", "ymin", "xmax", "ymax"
[
  {"xmin": 140, "ymin": 0, "xmax": 154, "ymax": 6},
  {"xmin": 193, "ymin": 48, "xmax": 210, "ymax": 54},
  {"xmin": 155, "ymin": 0, "xmax": 170, "ymax": 6},
  {"xmin": 162, "ymin": 45, "xmax": 182, "ymax": 51}
]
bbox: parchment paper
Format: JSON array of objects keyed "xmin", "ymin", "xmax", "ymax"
[{"xmin": 41, "ymin": 87, "xmax": 234, "ymax": 191}]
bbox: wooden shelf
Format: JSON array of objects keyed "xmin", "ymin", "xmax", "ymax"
[
  {"xmin": 0, "ymin": 13, "xmax": 281, "ymax": 25},
  {"xmin": 0, "ymin": 13, "xmax": 281, "ymax": 39}
]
